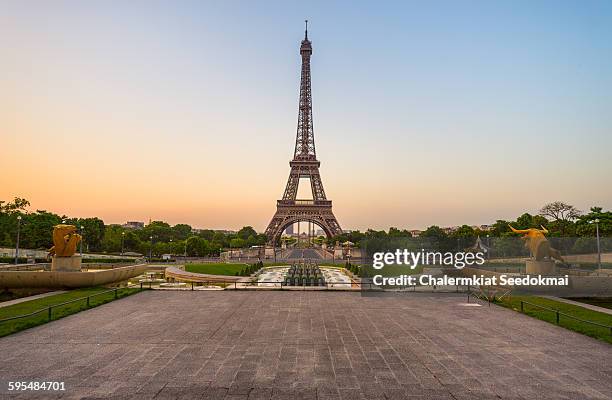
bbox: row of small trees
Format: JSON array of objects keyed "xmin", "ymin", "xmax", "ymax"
[
  {"xmin": 234, "ymin": 261, "xmax": 264, "ymax": 276},
  {"xmin": 345, "ymin": 262, "xmax": 362, "ymax": 277}
]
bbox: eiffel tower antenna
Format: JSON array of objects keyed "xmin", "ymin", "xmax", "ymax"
[{"xmin": 265, "ymin": 23, "xmax": 342, "ymax": 244}]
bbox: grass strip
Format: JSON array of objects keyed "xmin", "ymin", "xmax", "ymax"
[
  {"xmin": 495, "ymin": 295, "xmax": 612, "ymax": 344},
  {"xmin": 184, "ymin": 263, "xmax": 249, "ymax": 276},
  {"xmin": 0, "ymin": 287, "xmax": 142, "ymax": 337}
]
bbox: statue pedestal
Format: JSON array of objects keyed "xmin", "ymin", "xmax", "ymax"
[
  {"xmin": 526, "ymin": 260, "xmax": 557, "ymax": 275},
  {"xmin": 51, "ymin": 255, "xmax": 82, "ymax": 272}
]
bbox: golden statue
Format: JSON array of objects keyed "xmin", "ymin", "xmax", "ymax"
[
  {"xmin": 508, "ymin": 225, "xmax": 564, "ymax": 262},
  {"xmin": 48, "ymin": 224, "xmax": 82, "ymax": 257}
]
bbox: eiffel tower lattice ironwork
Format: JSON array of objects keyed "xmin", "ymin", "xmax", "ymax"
[{"xmin": 265, "ymin": 21, "xmax": 342, "ymax": 243}]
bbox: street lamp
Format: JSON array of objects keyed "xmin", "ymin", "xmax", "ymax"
[
  {"xmin": 80, "ymin": 226, "xmax": 84, "ymax": 258},
  {"xmin": 15, "ymin": 215, "xmax": 22, "ymax": 264},
  {"xmin": 590, "ymin": 218, "xmax": 601, "ymax": 271},
  {"xmin": 486, "ymin": 234, "xmax": 490, "ymax": 259},
  {"xmin": 149, "ymin": 236, "xmax": 153, "ymax": 261},
  {"xmin": 121, "ymin": 232, "xmax": 125, "ymax": 255}
]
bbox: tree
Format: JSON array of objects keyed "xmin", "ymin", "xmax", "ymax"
[
  {"xmin": 256, "ymin": 233, "xmax": 268, "ymax": 245},
  {"xmin": 212, "ymin": 231, "xmax": 228, "ymax": 247},
  {"xmin": 575, "ymin": 206, "xmax": 612, "ymax": 237},
  {"xmin": 0, "ymin": 198, "xmax": 32, "ymax": 247},
  {"xmin": 237, "ymin": 226, "xmax": 257, "ymax": 240},
  {"xmin": 0, "ymin": 197, "xmax": 30, "ymax": 214},
  {"xmin": 539, "ymin": 201, "xmax": 581, "ymax": 222},
  {"xmin": 451, "ymin": 225, "xmax": 476, "ymax": 238},
  {"xmin": 421, "ymin": 225, "xmax": 447, "ymax": 241},
  {"xmin": 489, "ymin": 220, "xmax": 511, "ymax": 237},
  {"xmin": 450, "ymin": 225, "xmax": 476, "ymax": 249},
  {"xmin": 21, "ymin": 211, "xmax": 62, "ymax": 249},
  {"xmin": 513, "ymin": 213, "xmax": 548, "ymax": 230},
  {"xmin": 198, "ymin": 229, "xmax": 215, "ymax": 241},
  {"xmin": 388, "ymin": 227, "xmax": 412, "ymax": 238},
  {"xmin": 78, "ymin": 217, "xmax": 105, "ymax": 252},
  {"xmin": 185, "ymin": 236, "xmax": 211, "ymax": 256},
  {"xmin": 230, "ymin": 238, "xmax": 246, "ymax": 248},
  {"xmin": 420, "ymin": 226, "xmax": 452, "ymax": 251},
  {"xmin": 101, "ymin": 225, "xmax": 125, "ymax": 253},
  {"xmin": 140, "ymin": 221, "xmax": 172, "ymax": 243},
  {"xmin": 538, "ymin": 202, "xmax": 581, "ymax": 237},
  {"xmin": 172, "ymin": 224, "xmax": 192, "ymax": 241},
  {"xmin": 246, "ymin": 234, "xmax": 257, "ymax": 247}
]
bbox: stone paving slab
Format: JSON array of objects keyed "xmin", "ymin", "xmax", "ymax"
[{"xmin": 0, "ymin": 291, "xmax": 610, "ymax": 399}]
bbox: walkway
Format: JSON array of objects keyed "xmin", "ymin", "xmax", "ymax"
[{"xmin": 0, "ymin": 291, "xmax": 610, "ymax": 399}]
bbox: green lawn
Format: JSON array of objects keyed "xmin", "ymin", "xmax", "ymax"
[
  {"xmin": 185, "ymin": 263, "xmax": 248, "ymax": 276},
  {"xmin": 0, "ymin": 287, "xmax": 142, "ymax": 337},
  {"xmin": 496, "ymin": 295, "xmax": 612, "ymax": 344}
]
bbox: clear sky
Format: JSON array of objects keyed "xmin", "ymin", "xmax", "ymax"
[{"xmin": 1, "ymin": 0, "xmax": 611, "ymax": 231}]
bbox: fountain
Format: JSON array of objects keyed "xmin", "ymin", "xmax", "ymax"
[
  {"xmin": 284, "ymin": 262, "xmax": 326, "ymax": 286},
  {"xmin": 0, "ymin": 224, "xmax": 146, "ymax": 289}
]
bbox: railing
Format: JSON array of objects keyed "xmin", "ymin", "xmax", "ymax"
[
  {"xmin": 0, "ymin": 284, "xmax": 144, "ymax": 327},
  {"xmin": 518, "ymin": 300, "xmax": 612, "ymax": 335},
  {"xmin": 276, "ymin": 200, "xmax": 332, "ymax": 207},
  {"xmin": 149, "ymin": 280, "xmax": 362, "ymax": 290},
  {"xmin": 149, "ymin": 280, "xmax": 484, "ymax": 293}
]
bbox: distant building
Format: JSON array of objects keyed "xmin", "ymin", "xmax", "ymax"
[
  {"xmin": 442, "ymin": 226, "xmax": 458, "ymax": 234},
  {"xmin": 122, "ymin": 221, "xmax": 144, "ymax": 230},
  {"xmin": 214, "ymin": 229, "xmax": 237, "ymax": 235},
  {"xmin": 122, "ymin": 251, "xmax": 142, "ymax": 257},
  {"xmin": 410, "ymin": 230, "xmax": 422, "ymax": 237}
]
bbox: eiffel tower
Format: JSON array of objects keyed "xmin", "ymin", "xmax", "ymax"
[{"xmin": 265, "ymin": 21, "xmax": 342, "ymax": 243}]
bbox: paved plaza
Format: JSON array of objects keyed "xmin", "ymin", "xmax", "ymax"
[{"xmin": 0, "ymin": 291, "xmax": 611, "ymax": 399}]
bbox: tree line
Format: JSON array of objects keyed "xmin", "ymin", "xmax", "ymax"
[
  {"xmin": 328, "ymin": 201, "xmax": 611, "ymax": 252},
  {"xmin": 0, "ymin": 198, "xmax": 267, "ymax": 257},
  {"xmin": 1, "ymin": 198, "xmax": 609, "ymax": 257}
]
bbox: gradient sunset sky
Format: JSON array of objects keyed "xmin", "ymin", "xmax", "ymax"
[{"xmin": 1, "ymin": 1, "xmax": 611, "ymax": 231}]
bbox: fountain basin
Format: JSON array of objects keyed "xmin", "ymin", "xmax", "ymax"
[{"xmin": 0, "ymin": 264, "xmax": 148, "ymax": 289}]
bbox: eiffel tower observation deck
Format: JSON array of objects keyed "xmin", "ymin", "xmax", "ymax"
[{"xmin": 265, "ymin": 21, "xmax": 342, "ymax": 244}]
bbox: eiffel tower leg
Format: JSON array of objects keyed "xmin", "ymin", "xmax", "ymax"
[
  {"xmin": 282, "ymin": 169, "xmax": 300, "ymax": 200},
  {"xmin": 308, "ymin": 169, "xmax": 326, "ymax": 201}
]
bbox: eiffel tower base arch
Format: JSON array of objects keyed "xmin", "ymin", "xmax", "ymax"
[{"xmin": 265, "ymin": 200, "xmax": 342, "ymax": 244}]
